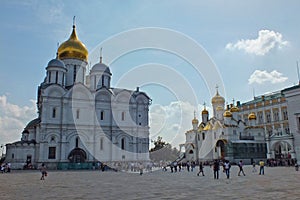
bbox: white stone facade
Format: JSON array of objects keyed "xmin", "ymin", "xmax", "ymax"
[{"xmin": 5, "ymin": 25, "xmax": 151, "ymax": 169}]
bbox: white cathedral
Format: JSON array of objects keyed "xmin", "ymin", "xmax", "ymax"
[
  {"xmin": 184, "ymin": 89, "xmax": 267, "ymax": 164},
  {"xmin": 5, "ymin": 23, "xmax": 151, "ymax": 169}
]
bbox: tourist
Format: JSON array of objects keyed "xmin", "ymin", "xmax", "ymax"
[
  {"xmin": 40, "ymin": 163, "xmax": 47, "ymax": 180},
  {"xmin": 178, "ymin": 162, "xmax": 182, "ymax": 172},
  {"xmin": 197, "ymin": 162, "xmax": 205, "ymax": 176},
  {"xmin": 238, "ymin": 160, "xmax": 245, "ymax": 176},
  {"xmin": 191, "ymin": 161, "xmax": 196, "ymax": 172},
  {"xmin": 139, "ymin": 163, "xmax": 144, "ymax": 175},
  {"xmin": 213, "ymin": 160, "xmax": 220, "ymax": 179},
  {"xmin": 252, "ymin": 161, "xmax": 257, "ymax": 173},
  {"xmin": 223, "ymin": 160, "xmax": 231, "ymax": 179},
  {"xmin": 186, "ymin": 161, "xmax": 190, "ymax": 172},
  {"xmin": 259, "ymin": 160, "xmax": 265, "ymax": 175}
]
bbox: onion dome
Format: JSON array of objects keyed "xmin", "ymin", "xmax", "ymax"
[
  {"xmin": 223, "ymin": 110, "xmax": 232, "ymax": 118},
  {"xmin": 57, "ymin": 25, "xmax": 88, "ymax": 62},
  {"xmin": 212, "ymin": 90, "xmax": 225, "ymax": 104},
  {"xmin": 47, "ymin": 58, "xmax": 65, "ymax": 69},
  {"xmin": 230, "ymin": 106, "xmax": 239, "ymax": 113},
  {"xmin": 216, "ymin": 106, "xmax": 223, "ymax": 111},
  {"xmin": 202, "ymin": 108, "xmax": 208, "ymax": 115},
  {"xmin": 91, "ymin": 63, "xmax": 111, "ymax": 74},
  {"xmin": 192, "ymin": 117, "xmax": 199, "ymax": 124},
  {"xmin": 248, "ymin": 112, "xmax": 257, "ymax": 120}
]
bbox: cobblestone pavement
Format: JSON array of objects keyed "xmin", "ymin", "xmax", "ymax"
[{"xmin": 0, "ymin": 165, "xmax": 299, "ymax": 200}]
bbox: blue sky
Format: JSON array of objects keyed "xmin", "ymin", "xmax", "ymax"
[{"xmin": 1, "ymin": 0, "xmax": 300, "ymax": 149}]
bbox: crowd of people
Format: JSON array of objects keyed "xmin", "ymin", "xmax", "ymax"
[
  {"xmin": 0, "ymin": 162, "xmax": 11, "ymax": 173},
  {"xmin": 160, "ymin": 159, "xmax": 268, "ymax": 179}
]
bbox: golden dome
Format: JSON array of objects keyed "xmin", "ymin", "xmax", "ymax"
[
  {"xmin": 216, "ymin": 106, "xmax": 223, "ymax": 111},
  {"xmin": 192, "ymin": 117, "xmax": 199, "ymax": 124},
  {"xmin": 58, "ymin": 25, "xmax": 88, "ymax": 62},
  {"xmin": 211, "ymin": 91, "xmax": 225, "ymax": 104},
  {"xmin": 223, "ymin": 110, "xmax": 232, "ymax": 117},
  {"xmin": 230, "ymin": 106, "xmax": 239, "ymax": 112},
  {"xmin": 248, "ymin": 112, "xmax": 257, "ymax": 120},
  {"xmin": 202, "ymin": 109, "xmax": 208, "ymax": 115}
]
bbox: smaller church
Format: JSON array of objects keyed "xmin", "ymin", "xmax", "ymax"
[
  {"xmin": 5, "ymin": 22, "xmax": 151, "ymax": 169},
  {"xmin": 184, "ymin": 89, "xmax": 267, "ymax": 164}
]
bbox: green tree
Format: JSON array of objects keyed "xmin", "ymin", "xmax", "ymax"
[{"xmin": 149, "ymin": 136, "xmax": 180, "ymax": 162}]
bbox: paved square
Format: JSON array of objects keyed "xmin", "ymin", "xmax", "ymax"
[{"xmin": 1, "ymin": 166, "xmax": 299, "ymax": 199}]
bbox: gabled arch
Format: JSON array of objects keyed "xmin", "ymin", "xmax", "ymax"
[{"xmin": 43, "ymin": 84, "xmax": 66, "ymax": 97}]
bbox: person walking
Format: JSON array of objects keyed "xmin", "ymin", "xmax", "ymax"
[
  {"xmin": 213, "ymin": 160, "xmax": 220, "ymax": 179},
  {"xmin": 197, "ymin": 162, "xmax": 205, "ymax": 176},
  {"xmin": 252, "ymin": 161, "xmax": 257, "ymax": 173},
  {"xmin": 238, "ymin": 160, "xmax": 245, "ymax": 176},
  {"xmin": 223, "ymin": 160, "xmax": 231, "ymax": 179},
  {"xmin": 40, "ymin": 163, "xmax": 47, "ymax": 180},
  {"xmin": 259, "ymin": 160, "xmax": 265, "ymax": 175}
]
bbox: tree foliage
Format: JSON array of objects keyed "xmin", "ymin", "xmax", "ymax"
[{"xmin": 149, "ymin": 136, "xmax": 180, "ymax": 162}]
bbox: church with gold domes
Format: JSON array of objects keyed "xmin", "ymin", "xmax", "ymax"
[
  {"xmin": 5, "ymin": 23, "xmax": 151, "ymax": 169},
  {"xmin": 184, "ymin": 89, "xmax": 267, "ymax": 164}
]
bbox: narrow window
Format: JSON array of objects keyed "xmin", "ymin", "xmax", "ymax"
[
  {"xmin": 100, "ymin": 138, "xmax": 103, "ymax": 150},
  {"xmin": 12, "ymin": 153, "xmax": 14, "ymax": 159},
  {"xmin": 52, "ymin": 108, "xmax": 56, "ymax": 118},
  {"xmin": 48, "ymin": 71, "xmax": 51, "ymax": 83},
  {"xmin": 55, "ymin": 71, "xmax": 58, "ymax": 84},
  {"xmin": 102, "ymin": 75, "xmax": 104, "ymax": 86},
  {"xmin": 122, "ymin": 112, "xmax": 125, "ymax": 121},
  {"xmin": 48, "ymin": 147, "xmax": 56, "ymax": 159},
  {"xmin": 76, "ymin": 109, "xmax": 80, "ymax": 119},
  {"xmin": 76, "ymin": 137, "xmax": 79, "ymax": 148},
  {"xmin": 62, "ymin": 74, "xmax": 65, "ymax": 86},
  {"xmin": 202, "ymin": 133, "xmax": 205, "ymax": 140},
  {"xmin": 121, "ymin": 138, "xmax": 125, "ymax": 150},
  {"xmin": 100, "ymin": 111, "xmax": 104, "ymax": 120},
  {"xmin": 73, "ymin": 66, "xmax": 77, "ymax": 82}
]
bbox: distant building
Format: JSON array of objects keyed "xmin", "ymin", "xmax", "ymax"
[
  {"xmin": 5, "ymin": 23, "xmax": 151, "ymax": 169},
  {"xmin": 238, "ymin": 91, "xmax": 295, "ymax": 160},
  {"xmin": 184, "ymin": 89, "xmax": 267, "ymax": 164},
  {"xmin": 282, "ymin": 84, "xmax": 300, "ymax": 164}
]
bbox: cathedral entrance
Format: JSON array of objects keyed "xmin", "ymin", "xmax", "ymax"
[
  {"xmin": 68, "ymin": 148, "xmax": 87, "ymax": 163},
  {"xmin": 216, "ymin": 140, "xmax": 227, "ymax": 159},
  {"xmin": 273, "ymin": 141, "xmax": 292, "ymax": 159}
]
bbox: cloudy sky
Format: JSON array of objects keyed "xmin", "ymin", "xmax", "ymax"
[{"xmin": 1, "ymin": 0, "xmax": 300, "ymax": 150}]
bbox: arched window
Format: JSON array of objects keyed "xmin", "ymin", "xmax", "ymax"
[
  {"xmin": 202, "ymin": 133, "xmax": 205, "ymax": 140},
  {"xmin": 121, "ymin": 138, "xmax": 125, "ymax": 150},
  {"xmin": 76, "ymin": 137, "xmax": 79, "ymax": 148}
]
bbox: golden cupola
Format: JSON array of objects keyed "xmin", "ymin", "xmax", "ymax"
[
  {"xmin": 223, "ymin": 110, "xmax": 232, "ymax": 118},
  {"xmin": 57, "ymin": 25, "xmax": 88, "ymax": 62},
  {"xmin": 230, "ymin": 106, "xmax": 239, "ymax": 113},
  {"xmin": 248, "ymin": 112, "xmax": 257, "ymax": 120},
  {"xmin": 211, "ymin": 90, "xmax": 225, "ymax": 105},
  {"xmin": 192, "ymin": 117, "xmax": 199, "ymax": 124},
  {"xmin": 202, "ymin": 108, "xmax": 208, "ymax": 115}
]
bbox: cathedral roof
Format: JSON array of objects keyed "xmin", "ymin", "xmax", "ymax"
[
  {"xmin": 25, "ymin": 118, "xmax": 41, "ymax": 129},
  {"xmin": 211, "ymin": 90, "xmax": 225, "ymax": 104},
  {"xmin": 91, "ymin": 63, "xmax": 111, "ymax": 74},
  {"xmin": 58, "ymin": 25, "xmax": 88, "ymax": 62},
  {"xmin": 47, "ymin": 58, "xmax": 65, "ymax": 69}
]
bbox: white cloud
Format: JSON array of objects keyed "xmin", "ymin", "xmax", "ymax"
[
  {"xmin": 248, "ymin": 70, "xmax": 288, "ymax": 84},
  {"xmin": 0, "ymin": 95, "xmax": 37, "ymax": 147},
  {"xmin": 226, "ymin": 30, "xmax": 288, "ymax": 55},
  {"xmin": 149, "ymin": 101, "xmax": 211, "ymax": 149}
]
